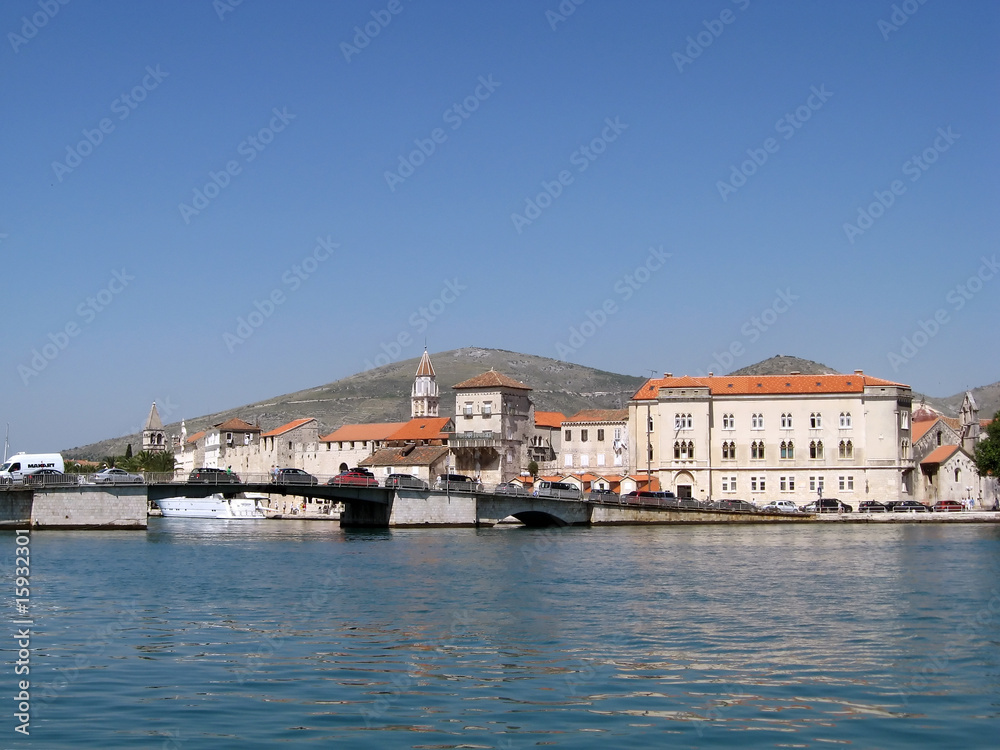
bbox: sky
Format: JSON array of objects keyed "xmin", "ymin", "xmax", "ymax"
[{"xmin": 2, "ymin": 0, "xmax": 998, "ymax": 453}]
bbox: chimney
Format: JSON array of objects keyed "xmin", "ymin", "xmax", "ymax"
[
  {"xmin": 664, "ymin": 372, "xmax": 672, "ymax": 378},
  {"xmin": 854, "ymin": 369, "xmax": 864, "ymax": 375},
  {"xmin": 708, "ymin": 371, "xmax": 714, "ymax": 377}
]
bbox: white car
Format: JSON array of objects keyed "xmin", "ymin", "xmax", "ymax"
[{"xmin": 762, "ymin": 499, "xmax": 799, "ymax": 513}]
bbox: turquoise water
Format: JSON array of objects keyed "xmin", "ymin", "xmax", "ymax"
[{"xmin": 6, "ymin": 521, "xmax": 1000, "ymax": 748}]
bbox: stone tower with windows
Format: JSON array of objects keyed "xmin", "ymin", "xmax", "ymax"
[
  {"xmin": 411, "ymin": 349, "xmax": 440, "ymax": 418},
  {"xmin": 142, "ymin": 402, "xmax": 166, "ymax": 453}
]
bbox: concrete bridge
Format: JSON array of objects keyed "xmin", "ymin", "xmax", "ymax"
[{"xmin": 3, "ymin": 479, "xmax": 813, "ymax": 528}]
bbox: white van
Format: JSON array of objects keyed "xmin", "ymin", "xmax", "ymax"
[
  {"xmin": 0, "ymin": 452, "xmax": 65, "ymax": 484},
  {"xmin": 533, "ymin": 480, "xmax": 582, "ymax": 500}
]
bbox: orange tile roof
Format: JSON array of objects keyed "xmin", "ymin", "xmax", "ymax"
[
  {"xmin": 564, "ymin": 409, "xmax": 628, "ymax": 423},
  {"xmin": 260, "ymin": 418, "xmax": 316, "ymax": 437},
  {"xmin": 534, "ymin": 411, "xmax": 566, "ymax": 429},
  {"xmin": 920, "ymin": 444, "xmax": 962, "ymax": 466},
  {"xmin": 453, "ymin": 370, "xmax": 532, "ymax": 391},
  {"xmin": 359, "ymin": 445, "xmax": 449, "ymax": 467},
  {"xmin": 911, "ymin": 420, "xmax": 936, "ymax": 443},
  {"xmin": 632, "ymin": 373, "xmax": 908, "ymax": 400},
  {"xmin": 387, "ymin": 417, "xmax": 453, "ymax": 442},
  {"xmin": 186, "ymin": 430, "xmax": 205, "ymax": 444},
  {"xmin": 213, "ymin": 418, "xmax": 260, "ymax": 432},
  {"xmin": 415, "ymin": 349, "xmax": 436, "ymax": 377},
  {"xmin": 320, "ymin": 422, "xmax": 407, "ymax": 442}
]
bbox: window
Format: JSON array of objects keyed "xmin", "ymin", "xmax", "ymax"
[
  {"xmin": 721, "ymin": 476, "xmax": 737, "ymax": 492},
  {"xmin": 648, "ymin": 416, "xmax": 654, "ymax": 432},
  {"xmin": 955, "ymin": 468, "xmax": 961, "ymax": 482},
  {"xmin": 597, "ymin": 429, "xmax": 605, "ymax": 442},
  {"xmin": 581, "ymin": 454, "xmax": 589, "ymax": 467},
  {"xmin": 597, "ymin": 453, "xmax": 605, "ymax": 466},
  {"xmin": 839, "ymin": 440, "xmax": 853, "ymax": 459},
  {"xmin": 810, "ymin": 440, "xmax": 824, "ymax": 459},
  {"xmin": 839, "ymin": 412, "xmax": 852, "ymax": 428},
  {"xmin": 581, "ymin": 430, "xmax": 589, "ymax": 442},
  {"xmin": 613, "ymin": 428, "xmax": 621, "ymax": 441},
  {"xmin": 901, "ymin": 439, "xmax": 910, "ymax": 459},
  {"xmin": 564, "ymin": 454, "xmax": 573, "ymax": 467},
  {"xmin": 810, "ymin": 412, "xmax": 822, "ymax": 429},
  {"xmin": 809, "ymin": 475, "xmax": 825, "ymax": 493},
  {"xmin": 751, "ymin": 441, "xmax": 765, "ymax": 460},
  {"xmin": 901, "ymin": 411, "xmax": 910, "ymax": 429},
  {"xmin": 936, "ymin": 431, "xmax": 942, "ymax": 446},
  {"xmin": 565, "ymin": 430, "xmax": 572, "ymax": 441},
  {"xmin": 838, "ymin": 475, "xmax": 854, "ymax": 491},
  {"xmin": 674, "ymin": 441, "xmax": 694, "ymax": 459},
  {"xmin": 780, "ymin": 441, "xmax": 794, "ymax": 459},
  {"xmin": 464, "ymin": 402, "xmax": 474, "ymax": 417},
  {"xmin": 751, "ymin": 413, "xmax": 763, "ymax": 429},
  {"xmin": 614, "ymin": 452, "xmax": 623, "ymax": 466},
  {"xmin": 482, "ymin": 402, "xmax": 492, "ymax": 416},
  {"xmin": 722, "ymin": 441, "xmax": 735, "ymax": 460},
  {"xmin": 722, "ymin": 413, "xmax": 734, "ymax": 430},
  {"xmin": 780, "ymin": 475, "xmax": 795, "ymax": 491},
  {"xmin": 750, "ymin": 476, "xmax": 765, "ymax": 492},
  {"xmin": 647, "ymin": 444, "xmax": 653, "ymax": 461},
  {"xmin": 780, "ymin": 413, "xmax": 793, "ymax": 428}
]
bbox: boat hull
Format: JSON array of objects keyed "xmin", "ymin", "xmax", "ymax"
[{"xmin": 153, "ymin": 493, "xmax": 267, "ymax": 519}]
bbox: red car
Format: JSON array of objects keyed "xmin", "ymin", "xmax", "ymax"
[
  {"xmin": 933, "ymin": 500, "xmax": 965, "ymax": 512},
  {"xmin": 327, "ymin": 470, "xmax": 378, "ymax": 487}
]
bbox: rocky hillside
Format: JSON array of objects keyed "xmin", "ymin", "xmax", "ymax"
[{"xmin": 63, "ymin": 348, "xmax": 647, "ymax": 460}]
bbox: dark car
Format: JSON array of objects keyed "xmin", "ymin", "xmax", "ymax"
[
  {"xmin": 717, "ymin": 498, "xmax": 756, "ymax": 512},
  {"xmin": 494, "ymin": 481, "xmax": 528, "ymax": 496},
  {"xmin": 892, "ymin": 500, "xmax": 930, "ymax": 513},
  {"xmin": 587, "ymin": 488, "xmax": 618, "ymax": 501},
  {"xmin": 328, "ymin": 470, "xmax": 379, "ymax": 487},
  {"xmin": 932, "ymin": 500, "xmax": 965, "ymax": 512},
  {"xmin": 25, "ymin": 469, "xmax": 78, "ymax": 486},
  {"xmin": 434, "ymin": 473, "xmax": 481, "ymax": 492},
  {"xmin": 816, "ymin": 497, "xmax": 853, "ymax": 513},
  {"xmin": 859, "ymin": 500, "xmax": 889, "ymax": 513},
  {"xmin": 188, "ymin": 467, "xmax": 240, "ymax": 484},
  {"xmin": 385, "ymin": 473, "xmax": 428, "ymax": 490},
  {"xmin": 273, "ymin": 468, "xmax": 318, "ymax": 485}
]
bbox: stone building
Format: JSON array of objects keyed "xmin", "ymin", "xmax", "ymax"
[
  {"xmin": 627, "ymin": 371, "xmax": 914, "ymax": 504},
  {"xmin": 530, "ymin": 411, "xmax": 565, "ymax": 472},
  {"xmin": 318, "ymin": 422, "xmax": 407, "ymax": 474},
  {"xmin": 142, "ymin": 402, "xmax": 166, "ymax": 453},
  {"xmin": 559, "ymin": 409, "xmax": 628, "ymax": 473}
]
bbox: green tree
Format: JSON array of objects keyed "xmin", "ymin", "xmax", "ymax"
[
  {"xmin": 125, "ymin": 443, "xmax": 133, "ymax": 459},
  {"xmin": 973, "ymin": 411, "xmax": 1000, "ymax": 485},
  {"xmin": 527, "ymin": 460, "xmax": 539, "ymax": 477}
]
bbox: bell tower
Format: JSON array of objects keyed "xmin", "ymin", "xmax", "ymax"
[
  {"xmin": 411, "ymin": 349, "xmax": 439, "ymax": 418},
  {"xmin": 142, "ymin": 402, "xmax": 166, "ymax": 453}
]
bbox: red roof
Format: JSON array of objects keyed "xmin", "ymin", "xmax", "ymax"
[
  {"xmin": 633, "ymin": 373, "xmax": 908, "ymax": 400},
  {"xmin": 320, "ymin": 422, "xmax": 407, "ymax": 442},
  {"xmin": 213, "ymin": 418, "xmax": 260, "ymax": 432},
  {"xmin": 453, "ymin": 370, "xmax": 532, "ymax": 391},
  {"xmin": 186, "ymin": 430, "xmax": 205, "ymax": 444},
  {"xmin": 920, "ymin": 444, "xmax": 962, "ymax": 466},
  {"xmin": 415, "ymin": 349, "xmax": 436, "ymax": 377},
  {"xmin": 535, "ymin": 411, "xmax": 566, "ymax": 429},
  {"xmin": 260, "ymin": 418, "xmax": 316, "ymax": 437},
  {"xmin": 386, "ymin": 417, "xmax": 452, "ymax": 442}
]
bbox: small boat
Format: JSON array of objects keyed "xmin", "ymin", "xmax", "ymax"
[{"xmin": 153, "ymin": 492, "xmax": 269, "ymax": 519}]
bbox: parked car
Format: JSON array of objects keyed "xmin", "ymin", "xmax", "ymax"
[
  {"xmin": 434, "ymin": 473, "xmax": 482, "ymax": 492},
  {"xmin": 533, "ymin": 480, "xmax": 582, "ymax": 500},
  {"xmin": 892, "ymin": 500, "xmax": 930, "ymax": 513},
  {"xmin": 623, "ymin": 490, "xmax": 676, "ymax": 504},
  {"xmin": 717, "ymin": 498, "xmax": 756, "ymax": 512},
  {"xmin": 815, "ymin": 497, "xmax": 853, "ymax": 513},
  {"xmin": 859, "ymin": 500, "xmax": 889, "ymax": 513},
  {"xmin": 588, "ymin": 488, "xmax": 618, "ymax": 501},
  {"xmin": 273, "ymin": 468, "xmax": 318, "ymax": 485},
  {"xmin": 932, "ymin": 500, "xmax": 965, "ymax": 512},
  {"xmin": 761, "ymin": 499, "xmax": 800, "ymax": 513},
  {"xmin": 385, "ymin": 473, "xmax": 429, "ymax": 490},
  {"xmin": 93, "ymin": 467, "xmax": 145, "ymax": 484},
  {"xmin": 494, "ymin": 481, "xmax": 528, "ymax": 496},
  {"xmin": 188, "ymin": 467, "xmax": 240, "ymax": 484},
  {"xmin": 328, "ymin": 470, "xmax": 379, "ymax": 487},
  {"xmin": 25, "ymin": 469, "xmax": 78, "ymax": 486}
]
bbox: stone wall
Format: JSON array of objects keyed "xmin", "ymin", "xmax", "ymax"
[{"xmin": 30, "ymin": 487, "xmax": 147, "ymax": 528}]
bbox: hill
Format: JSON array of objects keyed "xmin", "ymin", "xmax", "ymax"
[{"xmin": 63, "ymin": 348, "xmax": 647, "ymax": 460}]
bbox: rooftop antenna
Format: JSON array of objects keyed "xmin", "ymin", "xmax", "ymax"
[{"xmin": 3, "ymin": 423, "xmax": 8, "ymax": 462}]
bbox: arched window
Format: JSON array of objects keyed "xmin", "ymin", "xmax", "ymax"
[
  {"xmin": 810, "ymin": 412, "xmax": 822, "ymax": 429},
  {"xmin": 780, "ymin": 441, "xmax": 794, "ymax": 459},
  {"xmin": 839, "ymin": 412, "xmax": 852, "ymax": 428},
  {"xmin": 781, "ymin": 413, "xmax": 792, "ymax": 428}
]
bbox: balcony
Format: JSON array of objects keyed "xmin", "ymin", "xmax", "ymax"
[{"xmin": 449, "ymin": 432, "xmax": 503, "ymax": 448}]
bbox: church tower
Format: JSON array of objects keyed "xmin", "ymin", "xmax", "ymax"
[
  {"xmin": 142, "ymin": 402, "xmax": 166, "ymax": 453},
  {"xmin": 959, "ymin": 391, "xmax": 981, "ymax": 454},
  {"xmin": 411, "ymin": 349, "xmax": 439, "ymax": 418}
]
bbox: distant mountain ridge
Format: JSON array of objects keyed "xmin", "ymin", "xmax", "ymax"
[{"xmin": 63, "ymin": 349, "xmax": 998, "ymax": 459}]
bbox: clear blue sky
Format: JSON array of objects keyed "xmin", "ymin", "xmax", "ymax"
[{"xmin": 3, "ymin": 0, "xmax": 998, "ymax": 453}]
